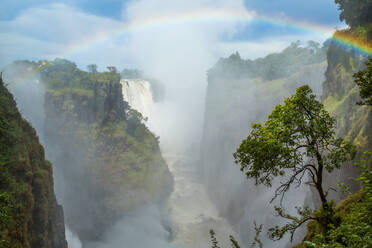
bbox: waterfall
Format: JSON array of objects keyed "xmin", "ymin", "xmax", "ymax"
[{"xmin": 121, "ymin": 79, "xmax": 154, "ymax": 118}]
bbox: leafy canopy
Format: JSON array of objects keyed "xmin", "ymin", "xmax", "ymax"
[
  {"xmin": 354, "ymin": 57, "xmax": 372, "ymax": 105},
  {"xmin": 335, "ymin": 0, "xmax": 372, "ymax": 28},
  {"xmin": 234, "ymin": 85, "xmax": 356, "ymax": 241},
  {"xmin": 234, "ymin": 85, "xmax": 355, "ymax": 190}
]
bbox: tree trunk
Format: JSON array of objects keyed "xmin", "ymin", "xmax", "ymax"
[{"xmin": 315, "ymin": 154, "xmax": 333, "ymax": 235}]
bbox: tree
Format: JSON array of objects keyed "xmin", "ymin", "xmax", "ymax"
[
  {"xmin": 209, "ymin": 222, "xmax": 262, "ymax": 248},
  {"xmin": 233, "ymin": 85, "xmax": 356, "ymax": 241},
  {"xmin": 107, "ymin": 66, "xmax": 117, "ymax": 73},
  {"xmin": 303, "ymin": 152, "xmax": 372, "ymax": 248},
  {"xmin": 87, "ymin": 64, "xmax": 98, "ymax": 73},
  {"xmin": 354, "ymin": 57, "xmax": 372, "ymax": 105},
  {"xmin": 334, "ymin": 0, "xmax": 372, "ymax": 28}
]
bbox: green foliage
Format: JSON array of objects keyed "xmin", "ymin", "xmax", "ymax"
[
  {"xmin": 87, "ymin": 64, "xmax": 98, "ymax": 73},
  {"xmin": 334, "ymin": 0, "xmax": 372, "ymax": 30},
  {"xmin": 269, "ymin": 206, "xmax": 316, "ymax": 242},
  {"xmin": 322, "ymin": 35, "xmax": 372, "ymax": 154},
  {"xmin": 0, "ymin": 193, "xmax": 11, "ymax": 228},
  {"xmin": 40, "ymin": 58, "xmax": 120, "ymax": 92},
  {"xmin": 234, "ymin": 85, "xmax": 355, "ymax": 190},
  {"xmin": 12, "ymin": 58, "xmax": 173, "ymax": 241},
  {"xmin": 107, "ymin": 66, "xmax": 117, "ymax": 73},
  {"xmin": 210, "ymin": 230, "xmax": 221, "ymax": 248},
  {"xmin": 209, "ymin": 222, "xmax": 262, "ymax": 248},
  {"xmin": 0, "ymin": 193, "xmax": 11, "ymax": 248},
  {"xmin": 303, "ymin": 152, "xmax": 372, "ymax": 248},
  {"xmin": 354, "ymin": 58, "xmax": 372, "ymax": 105},
  {"xmin": 234, "ymin": 85, "xmax": 356, "ymax": 241},
  {"xmin": 209, "ymin": 41, "xmax": 326, "ymax": 81},
  {"xmin": 0, "ymin": 75, "xmax": 65, "ymax": 248}
]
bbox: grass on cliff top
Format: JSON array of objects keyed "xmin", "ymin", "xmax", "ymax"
[{"xmin": 39, "ymin": 59, "xmax": 120, "ymax": 94}]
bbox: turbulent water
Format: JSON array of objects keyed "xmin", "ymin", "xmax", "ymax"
[
  {"xmin": 121, "ymin": 79, "xmax": 154, "ymax": 118},
  {"xmin": 164, "ymin": 153, "xmax": 238, "ymax": 247}
]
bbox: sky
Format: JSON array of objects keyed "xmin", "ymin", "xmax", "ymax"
[{"xmin": 0, "ymin": 0, "xmax": 343, "ymax": 69}]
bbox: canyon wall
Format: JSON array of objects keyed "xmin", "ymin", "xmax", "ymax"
[
  {"xmin": 200, "ymin": 43, "xmax": 327, "ymax": 247},
  {"xmin": 0, "ymin": 76, "xmax": 67, "ymax": 248}
]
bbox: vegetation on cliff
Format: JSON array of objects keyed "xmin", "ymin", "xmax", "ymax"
[
  {"xmin": 321, "ymin": 3, "xmax": 372, "ymax": 194},
  {"xmin": 335, "ymin": 0, "xmax": 372, "ymax": 39},
  {"xmin": 202, "ymin": 42, "xmax": 328, "ymax": 247},
  {"xmin": 234, "ymin": 85, "xmax": 355, "ymax": 241},
  {"xmin": 206, "ymin": 1, "xmax": 372, "ymax": 246},
  {"xmin": 292, "ymin": 152, "xmax": 372, "ymax": 248},
  {"xmin": 4, "ymin": 59, "xmax": 173, "ymax": 245},
  {"xmin": 354, "ymin": 58, "xmax": 372, "ymax": 105},
  {"xmin": 296, "ymin": 46, "xmax": 372, "ymax": 248},
  {"xmin": 0, "ymin": 76, "xmax": 67, "ymax": 248},
  {"xmin": 292, "ymin": 1, "xmax": 372, "ymax": 246},
  {"xmin": 208, "ymin": 41, "xmax": 326, "ymax": 81}
]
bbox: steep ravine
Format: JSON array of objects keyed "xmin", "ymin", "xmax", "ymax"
[
  {"xmin": 123, "ymin": 78, "xmax": 238, "ymax": 247},
  {"xmin": 163, "ymin": 153, "xmax": 238, "ymax": 248}
]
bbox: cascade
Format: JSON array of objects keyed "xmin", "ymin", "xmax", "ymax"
[
  {"xmin": 119, "ymin": 77, "xmax": 238, "ymax": 247},
  {"xmin": 121, "ymin": 79, "xmax": 154, "ymax": 118}
]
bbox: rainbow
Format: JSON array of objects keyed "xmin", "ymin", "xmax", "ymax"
[{"xmin": 60, "ymin": 8, "xmax": 371, "ymax": 57}]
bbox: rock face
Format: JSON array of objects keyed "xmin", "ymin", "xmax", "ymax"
[
  {"xmin": 321, "ymin": 38, "xmax": 372, "ymax": 198},
  {"xmin": 38, "ymin": 59, "xmax": 173, "ymax": 245},
  {"xmin": 200, "ymin": 44, "xmax": 327, "ymax": 246},
  {"xmin": 0, "ymin": 76, "xmax": 67, "ymax": 248}
]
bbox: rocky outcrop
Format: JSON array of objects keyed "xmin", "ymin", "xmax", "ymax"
[
  {"xmin": 321, "ymin": 37, "xmax": 372, "ymax": 197},
  {"xmin": 39, "ymin": 59, "xmax": 173, "ymax": 245},
  {"xmin": 0, "ymin": 76, "xmax": 67, "ymax": 248}
]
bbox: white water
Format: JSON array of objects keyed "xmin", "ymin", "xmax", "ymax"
[
  {"xmin": 121, "ymin": 79, "xmax": 154, "ymax": 119},
  {"xmin": 66, "ymin": 227, "xmax": 82, "ymax": 248},
  {"xmin": 164, "ymin": 153, "xmax": 238, "ymax": 247},
  {"xmin": 121, "ymin": 80, "xmax": 238, "ymax": 247}
]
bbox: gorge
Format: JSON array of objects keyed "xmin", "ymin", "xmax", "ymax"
[{"xmin": 3, "ymin": 36, "xmax": 371, "ymax": 247}]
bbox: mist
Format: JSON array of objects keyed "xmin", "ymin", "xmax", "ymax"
[
  {"xmin": 199, "ymin": 48, "xmax": 327, "ymax": 247},
  {"xmin": 123, "ymin": 0, "xmax": 248, "ymax": 153}
]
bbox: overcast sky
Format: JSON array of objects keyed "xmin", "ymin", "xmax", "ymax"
[{"xmin": 0, "ymin": 0, "xmax": 343, "ymax": 69}]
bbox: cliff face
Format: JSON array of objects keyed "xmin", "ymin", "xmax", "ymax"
[
  {"xmin": 38, "ymin": 59, "xmax": 173, "ymax": 245},
  {"xmin": 200, "ymin": 44, "xmax": 327, "ymax": 246},
  {"xmin": 0, "ymin": 76, "xmax": 67, "ymax": 248},
  {"xmin": 293, "ymin": 39, "xmax": 372, "ymax": 247},
  {"xmin": 321, "ymin": 37, "xmax": 372, "ymax": 196}
]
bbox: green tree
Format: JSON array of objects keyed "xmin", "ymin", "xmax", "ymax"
[
  {"xmin": 334, "ymin": 0, "xmax": 372, "ymax": 28},
  {"xmin": 233, "ymin": 85, "xmax": 356, "ymax": 241},
  {"xmin": 209, "ymin": 222, "xmax": 262, "ymax": 248},
  {"xmin": 354, "ymin": 57, "xmax": 372, "ymax": 105},
  {"xmin": 87, "ymin": 64, "xmax": 98, "ymax": 73},
  {"xmin": 107, "ymin": 66, "xmax": 117, "ymax": 73}
]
